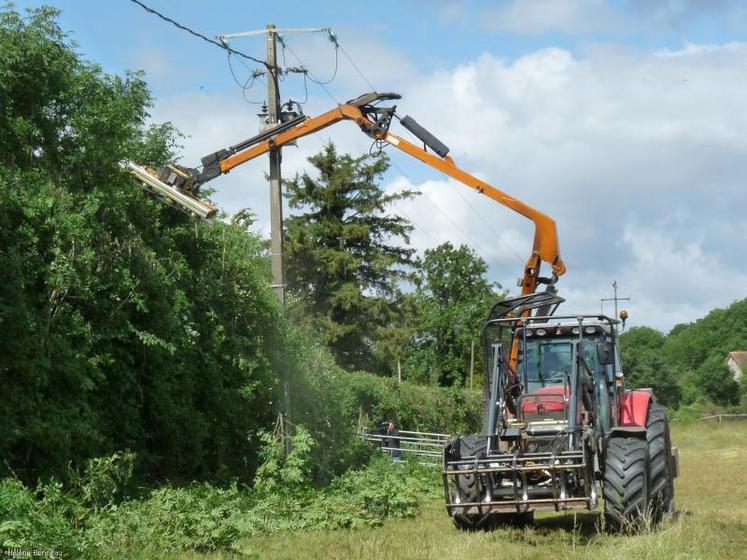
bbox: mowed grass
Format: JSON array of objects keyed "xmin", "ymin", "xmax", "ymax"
[
  {"xmin": 241, "ymin": 422, "xmax": 747, "ymax": 560},
  {"xmin": 125, "ymin": 422, "xmax": 747, "ymax": 560}
]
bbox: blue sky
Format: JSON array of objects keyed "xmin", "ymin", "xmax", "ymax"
[
  {"xmin": 11, "ymin": 1, "xmax": 747, "ymax": 330},
  {"xmin": 20, "ymin": 1, "xmax": 747, "ymax": 96}
]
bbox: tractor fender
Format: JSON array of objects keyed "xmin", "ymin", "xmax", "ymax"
[{"xmin": 618, "ymin": 390, "xmax": 652, "ymax": 428}]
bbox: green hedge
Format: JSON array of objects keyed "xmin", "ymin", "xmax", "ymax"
[{"xmin": 286, "ymin": 337, "xmax": 482, "ymax": 483}]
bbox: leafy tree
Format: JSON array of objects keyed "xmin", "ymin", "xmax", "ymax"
[
  {"xmin": 619, "ymin": 327, "xmax": 681, "ymax": 407},
  {"xmin": 405, "ymin": 243, "xmax": 503, "ymax": 386},
  {"xmin": 0, "ymin": 5, "xmax": 283, "ymax": 483},
  {"xmin": 284, "ymin": 142, "xmax": 417, "ymax": 372},
  {"xmin": 620, "ymin": 300, "xmax": 747, "ymax": 409}
]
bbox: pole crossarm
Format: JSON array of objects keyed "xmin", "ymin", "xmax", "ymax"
[{"xmin": 219, "ymin": 27, "xmax": 330, "ymax": 42}]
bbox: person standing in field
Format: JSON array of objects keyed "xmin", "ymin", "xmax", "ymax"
[{"xmin": 386, "ymin": 420, "xmax": 401, "ymax": 460}]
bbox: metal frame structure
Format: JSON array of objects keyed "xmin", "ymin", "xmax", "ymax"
[{"xmin": 361, "ymin": 429, "xmax": 449, "ymax": 466}]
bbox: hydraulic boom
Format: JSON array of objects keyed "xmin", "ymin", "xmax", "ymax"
[{"xmin": 126, "ymin": 92, "xmax": 566, "ymax": 295}]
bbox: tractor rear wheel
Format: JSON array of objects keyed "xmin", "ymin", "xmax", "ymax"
[
  {"xmin": 647, "ymin": 403, "xmax": 675, "ymax": 521},
  {"xmin": 603, "ymin": 436, "xmax": 650, "ymax": 532}
]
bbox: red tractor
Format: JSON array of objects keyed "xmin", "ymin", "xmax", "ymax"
[{"xmin": 443, "ymin": 292, "xmax": 678, "ymax": 531}]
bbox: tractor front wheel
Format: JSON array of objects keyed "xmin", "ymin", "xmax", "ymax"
[
  {"xmin": 603, "ymin": 436, "xmax": 650, "ymax": 532},
  {"xmin": 451, "ymin": 469, "xmax": 483, "ymax": 530}
]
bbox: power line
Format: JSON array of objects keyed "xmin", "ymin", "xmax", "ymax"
[
  {"xmin": 339, "ymin": 44, "xmax": 375, "ymax": 92},
  {"xmin": 443, "ymin": 180, "xmax": 525, "ymax": 263},
  {"xmin": 388, "ymin": 159, "xmax": 516, "ymax": 279},
  {"xmin": 335, "ymin": 41, "xmax": 525, "ymax": 268},
  {"xmin": 306, "ymin": 45, "xmax": 339, "ymax": 85},
  {"xmin": 226, "ymin": 52, "xmax": 265, "ymax": 104},
  {"xmin": 282, "ymin": 41, "xmax": 340, "ymax": 105},
  {"xmin": 127, "ymin": 0, "xmax": 269, "ymax": 68}
]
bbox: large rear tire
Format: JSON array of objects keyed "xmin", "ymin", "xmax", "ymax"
[
  {"xmin": 647, "ymin": 403, "xmax": 675, "ymax": 521},
  {"xmin": 603, "ymin": 436, "xmax": 650, "ymax": 532}
]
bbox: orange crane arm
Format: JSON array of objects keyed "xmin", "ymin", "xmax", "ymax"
[
  {"xmin": 380, "ymin": 132, "xmax": 565, "ymax": 294},
  {"xmin": 144, "ymin": 92, "xmax": 566, "ymax": 294},
  {"xmin": 217, "ymin": 104, "xmax": 366, "ymax": 174}
]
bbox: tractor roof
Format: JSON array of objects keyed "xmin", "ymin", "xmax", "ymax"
[{"xmin": 522, "ymin": 319, "xmax": 614, "ymax": 334}]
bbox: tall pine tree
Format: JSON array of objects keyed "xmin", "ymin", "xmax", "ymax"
[{"xmin": 284, "ymin": 143, "xmax": 417, "ymax": 372}]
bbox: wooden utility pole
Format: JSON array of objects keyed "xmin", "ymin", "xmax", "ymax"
[
  {"xmin": 265, "ymin": 24, "xmax": 291, "ymax": 452},
  {"xmin": 215, "ymin": 24, "xmax": 329, "ymax": 451},
  {"xmin": 266, "ymin": 24, "xmax": 286, "ymax": 309}
]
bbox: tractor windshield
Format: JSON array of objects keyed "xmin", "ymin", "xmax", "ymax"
[
  {"xmin": 519, "ymin": 337, "xmax": 601, "ymax": 392},
  {"xmin": 521, "ymin": 339, "xmax": 571, "ymax": 389}
]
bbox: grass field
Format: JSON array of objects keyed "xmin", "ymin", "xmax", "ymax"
[
  {"xmin": 118, "ymin": 422, "xmax": 747, "ymax": 560},
  {"xmin": 245, "ymin": 422, "xmax": 747, "ymax": 560}
]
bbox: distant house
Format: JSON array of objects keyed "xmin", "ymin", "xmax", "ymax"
[{"xmin": 725, "ymin": 352, "xmax": 747, "ymax": 381}]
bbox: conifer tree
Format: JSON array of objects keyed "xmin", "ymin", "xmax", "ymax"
[{"xmin": 284, "ymin": 143, "xmax": 417, "ymax": 371}]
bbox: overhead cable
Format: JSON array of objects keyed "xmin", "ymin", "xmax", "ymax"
[{"xmin": 127, "ymin": 0, "xmax": 269, "ymax": 68}]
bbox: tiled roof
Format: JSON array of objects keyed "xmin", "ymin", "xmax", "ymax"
[{"xmin": 727, "ymin": 352, "xmax": 747, "ymax": 367}]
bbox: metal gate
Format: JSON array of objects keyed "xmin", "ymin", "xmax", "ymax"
[{"xmin": 361, "ymin": 429, "xmax": 449, "ymax": 466}]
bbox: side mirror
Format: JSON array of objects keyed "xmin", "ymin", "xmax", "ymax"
[{"xmin": 597, "ymin": 341, "xmax": 614, "ymax": 365}]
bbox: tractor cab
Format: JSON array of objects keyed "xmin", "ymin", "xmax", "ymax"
[{"xmin": 510, "ymin": 319, "xmax": 620, "ymax": 454}]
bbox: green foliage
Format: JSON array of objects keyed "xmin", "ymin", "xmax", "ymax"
[
  {"xmin": 0, "ymin": 478, "xmax": 89, "ymax": 557},
  {"xmin": 286, "ymin": 336, "xmax": 482, "ymax": 484},
  {"xmin": 71, "ymin": 451, "xmax": 136, "ymax": 512},
  {"xmin": 1, "ymin": 432, "xmax": 441, "ymax": 557},
  {"xmin": 284, "ymin": 143, "xmax": 418, "ymax": 372},
  {"xmin": 87, "ymin": 482, "xmax": 251, "ymax": 553},
  {"xmin": 404, "ymin": 243, "xmax": 504, "ymax": 386},
  {"xmin": 619, "ymin": 327, "xmax": 681, "ymax": 407},
  {"xmin": 0, "ymin": 451, "xmax": 137, "ymax": 557},
  {"xmin": 0, "ymin": 4, "xmax": 283, "ymax": 484},
  {"xmin": 620, "ymin": 298, "xmax": 747, "ymax": 409},
  {"xmin": 254, "ymin": 426, "xmax": 315, "ymax": 494}
]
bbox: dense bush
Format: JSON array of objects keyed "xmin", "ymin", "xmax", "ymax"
[
  {"xmin": 1, "ymin": 431, "xmax": 440, "ymax": 557},
  {"xmin": 0, "ymin": 5, "xmax": 287, "ymax": 484},
  {"xmin": 287, "ymin": 339, "xmax": 482, "ymax": 483}
]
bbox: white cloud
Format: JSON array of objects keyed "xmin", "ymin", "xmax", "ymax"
[
  {"xmin": 148, "ymin": 38, "xmax": 747, "ymax": 331},
  {"xmin": 389, "ymin": 42, "xmax": 747, "ymax": 329},
  {"xmin": 559, "ymin": 224, "xmax": 747, "ymax": 329}
]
